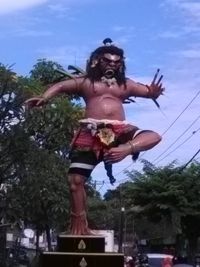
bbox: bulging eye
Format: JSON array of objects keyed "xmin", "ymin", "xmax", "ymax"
[
  {"xmin": 115, "ymin": 60, "xmax": 121, "ymax": 65},
  {"xmin": 101, "ymin": 57, "xmax": 110, "ymax": 64},
  {"xmin": 101, "ymin": 57, "xmax": 122, "ymax": 65}
]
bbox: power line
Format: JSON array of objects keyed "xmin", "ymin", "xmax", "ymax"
[
  {"xmin": 152, "ymin": 115, "xmax": 200, "ymax": 163},
  {"xmin": 154, "ymin": 127, "xmax": 200, "ymax": 164},
  {"xmin": 181, "ymin": 147, "xmax": 200, "ymax": 170},
  {"xmin": 140, "ymin": 89, "xmax": 200, "ymax": 162},
  {"xmin": 113, "ymin": 162, "xmax": 134, "ymax": 177},
  {"xmin": 97, "ymin": 180, "xmax": 105, "ymax": 192},
  {"xmin": 161, "ymin": 90, "xmax": 200, "ymax": 136}
]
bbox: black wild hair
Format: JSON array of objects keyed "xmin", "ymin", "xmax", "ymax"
[{"xmin": 85, "ymin": 43, "xmax": 126, "ymax": 86}]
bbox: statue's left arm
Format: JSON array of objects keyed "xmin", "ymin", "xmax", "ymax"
[{"xmin": 127, "ymin": 69, "xmax": 164, "ymax": 100}]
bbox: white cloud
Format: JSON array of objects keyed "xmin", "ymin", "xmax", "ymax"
[
  {"xmin": 36, "ymin": 45, "xmax": 89, "ymax": 68},
  {"xmin": 164, "ymin": 0, "xmax": 200, "ymax": 25},
  {"xmin": 0, "ymin": 0, "xmax": 48, "ymax": 15},
  {"xmin": 178, "ymin": 1, "xmax": 200, "ymax": 16},
  {"xmin": 168, "ymin": 43, "xmax": 200, "ymax": 61},
  {"xmin": 177, "ymin": 49, "xmax": 200, "ymax": 59},
  {"xmin": 183, "ymin": 25, "xmax": 200, "ymax": 34},
  {"xmin": 47, "ymin": 3, "xmax": 71, "ymax": 18},
  {"xmin": 159, "ymin": 1, "xmax": 200, "ymax": 38},
  {"xmin": 0, "ymin": 0, "xmax": 98, "ymax": 15},
  {"xmin": 48, "ymin": 3, "xmax": 70, "ymax": 12}
]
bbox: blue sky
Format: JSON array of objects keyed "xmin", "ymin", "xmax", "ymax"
[{"xmin": 1, "ymin": 0, "xmax": 200, "ymax": 194}]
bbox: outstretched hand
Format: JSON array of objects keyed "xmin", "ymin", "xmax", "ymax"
[
  {"xmin": 147, "ymin": 69, "xmax": 165, "ymax": 99},
  {"xmin": 24, "ymin": 97, "xmax": 47, "ymax": 109}
]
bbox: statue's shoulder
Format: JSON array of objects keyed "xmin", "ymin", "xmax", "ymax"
[
  {"xmin": 126, "ymin": 77, "xmax": 136, "ymax": 83},
  {"xmin": 74, "ymin": 76, "xmax": 94, "ymax": 93},
  {"xmin": 125, "ymin": 77, "xmax": 136, "ymax": 88}
]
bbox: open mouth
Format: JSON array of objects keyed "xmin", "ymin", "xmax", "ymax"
[{"xmin": 104, "ymin": 69, "xmax": 115, "ymax": 78}]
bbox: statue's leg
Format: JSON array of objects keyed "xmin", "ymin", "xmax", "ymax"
[
  {"xmin": 68, "ymin": 173, "xmax": 92, "ymax": 235},
  {"xmin": 130, "ymin": 130, "xmax": 162, "ymax": 152},
  {"xmin": 116, "ymin": 125, "xmax": 161, "ymax": 156}
]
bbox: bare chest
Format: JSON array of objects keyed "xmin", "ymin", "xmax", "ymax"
[{"xmin": 83, "ymin": 82, "xmax": 128, "ymax": 99}]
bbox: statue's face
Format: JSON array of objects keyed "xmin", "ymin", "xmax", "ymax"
[{"xmin": 99, "ymin": 53, "xmax": 122, "ymax": 78}]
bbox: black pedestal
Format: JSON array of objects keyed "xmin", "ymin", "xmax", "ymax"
[
  {"xmin": 40, "ymin": 234, "xmax": 124, "ymax": 267},
  {"xmin": 41, "ymin": 251, "xmax": 124, "ymax": 267},
  {"xmin": 57, "ymin": 234, "xmax": 105, "ymax": 253}
]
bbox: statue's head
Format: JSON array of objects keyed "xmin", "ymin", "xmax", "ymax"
[{"xmin": 86, "ymin": 38, "xmax": 126, "ymax": 85}]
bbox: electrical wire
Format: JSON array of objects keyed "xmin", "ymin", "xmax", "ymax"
[
  {"xmin": 154, "ymin": 127, "xmax": 200, "ymax": 164},
  {"xmin": 113, "ymin": 162, "xmax": 134, "ymax": 177},
  {"xmin": 181, "ymin": 147, "xmax": 200, "ymax": 170},
  {"xmin": 152, "ymin": 115, "xmax": 200, "ymax": 163},
  {"xmin": 135, "ymin": 90, "xmax": 200, "ymax": 162},
  {"xmin": 161, "ymin": 90, "xmax": 200, "ymax": 136}
]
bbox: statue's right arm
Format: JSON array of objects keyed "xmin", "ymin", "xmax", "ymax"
[
  {"xmin": 25, "ymin": 77, "xmax": 83, "ymax": 108},
  {"xmin": 42, "ymin": 77, "xmax": 83, "ymax": 99}
]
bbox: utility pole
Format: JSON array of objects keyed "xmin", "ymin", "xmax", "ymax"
[
  {"xmin": 0, "ymin": 224, "xmax": 11, "ymax": 265},
  {"xmin": 118, "ymin": 206, "xmax": 125, "ymax": 253}
]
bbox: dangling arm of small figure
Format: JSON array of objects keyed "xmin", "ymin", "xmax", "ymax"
[
  {"xmin": 127, "ymin": 69, "xmax": 165, "ymax": 99},
  {"xmin": 25, "ymin": 77, "xmax": 84, "ymax": 108}
]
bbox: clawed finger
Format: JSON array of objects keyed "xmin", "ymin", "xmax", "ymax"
[
  {"xmin": 152, "ymin": 68, "xmax": 160, "ymax": 84},
  {"xmin": 156, "ymin": 74, "xmax": 163, "ymax": 86}
]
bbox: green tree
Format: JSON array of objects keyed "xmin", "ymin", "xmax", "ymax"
[
  {"xmin": 0, "ymin": 65, "xmax": 24, "ymax": 184},
  {"xmin": 30, "ymin": 59, "xmax": 66, "ymax": 85},
  {"xmin": 18, "ymin": 59, "xmax": 84, "ymax": 247},
  {"xmin": 0, "ymin": 60, "xmax": 84, "ymax": 250},
  {"xmin": 6, "ymin": 146, "xmax": 70, "ymax": 250},
  {"xmin": 24, "ymin": 58, "xmax": 84, "ymax": 158},
  {"xmin": 0, "ymin": 65, "xmax": 30, "ymax": 223},
  {"xmin": 124, "ymin": 160, "xmax": 200, "ymax": 258}
]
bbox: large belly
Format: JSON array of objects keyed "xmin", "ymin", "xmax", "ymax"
[
  {"xmin": 85, "ymin": 97, "xmax": 125, "ymax": 120},
  {"xmin": 101, "ymin": 98, "xmax": 121, "ymax": 116}
]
